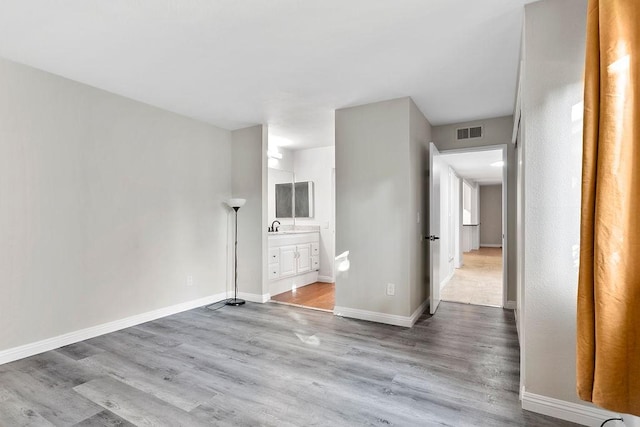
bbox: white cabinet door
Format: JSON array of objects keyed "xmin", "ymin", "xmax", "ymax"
[
  {"xmin": 279, "ymin": 245, "xmax": 297, "ymax": 277},
  {"xmin": 268, "ymin": 247, "xmax": 280, "ymax": 264},
  {"xmin": 268, "ymin": 263, "xmax": 280, "ymax": 280},
  {"xmin": 296, "ymin": 244, "xmax": 311, "ymax": 274}
]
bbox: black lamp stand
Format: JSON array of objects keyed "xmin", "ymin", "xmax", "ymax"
[{"xmin": 226, "ymin": 206, "xmax": 245, "ymax": 306}]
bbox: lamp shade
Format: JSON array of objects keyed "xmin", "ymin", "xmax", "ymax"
[{"xmin": 226, "ymin": 198, "xmax": 246, "ymax": 208}]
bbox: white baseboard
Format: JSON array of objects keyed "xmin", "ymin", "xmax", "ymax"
[
  {"xmin": 480, "ymin": 243, "xmax": 502, "ymax": 248},
  {"xmin": 237, "ymin": 291, "xmax": 270, "ymax": 303},
  {"xmin": 0, "ymin": 292, "xmax": 227, "ymax": 366},
  {"xmin": 439, "ymin": 271, "xmax": 455, "ymax": 291},
  {"xmin": 522, "ymin": 390, "xmax": 619, "ymax": 427},
  {"xmin": 317, "ymin": 275, "xmax": 335, "ymax": 283},
  {"xmin": 504, "ymin": 300, "xmax": 517, "ymax": 310},
  {"xmin": 410, "ymin": 298, "xmax": 430, "ymax": 326},
  {"xmin": 334, "ymin": 298, "xmax": 429, "ymax": 328}
]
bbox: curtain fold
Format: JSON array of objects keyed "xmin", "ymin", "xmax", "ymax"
[{"xmin": 577, "ymin": 0, "xmax": 640, "ymax": 415}]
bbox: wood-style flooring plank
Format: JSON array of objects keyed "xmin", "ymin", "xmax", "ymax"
[
  {"xmin": 0, "ymin": 369, "xmax": 102, "ymax": 426},
  {"xmin": 73, "ymin": 377, "xmax": 210, "ymax": 427},
  {"xmin": 78, "ymin": 351, "xmax": 216, "ymax": 412},
  {"xmin": 271, "ymin": 281, "xmax": 335, "ymax": 310},
  {"xmin": 73, "ymin": 409, "xmax": 136, "ymax": 426},
  {"xmin": 0, "ymin": 302, "xmax": 578, "ymax": 427},
  {"xmin": 0, "ymin": 387, "xmax": 54, "ymax": 427}
]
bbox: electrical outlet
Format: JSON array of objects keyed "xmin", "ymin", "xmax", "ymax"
[
  {"xmin": 386, "ymin": 283, "xmax": 395, "ymax": 296},
  {"xmin": 186, "ymin": 275, "xmax": 193, "ymax": 287}
]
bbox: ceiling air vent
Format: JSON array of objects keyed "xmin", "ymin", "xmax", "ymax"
[{"xmin": 456, "ymin": 125, "xmax": 483, "ymax": 140}]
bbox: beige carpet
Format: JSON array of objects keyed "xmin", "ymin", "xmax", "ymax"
[{"xmin": 441, "ymin": 247, "xmax": 503, "ymax": 307}]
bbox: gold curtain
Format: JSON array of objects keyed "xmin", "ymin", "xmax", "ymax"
[{"xmin": 577, "ymin": 0, "xmax": 640, "ymax": 415}]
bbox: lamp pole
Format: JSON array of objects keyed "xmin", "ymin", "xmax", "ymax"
[{"xmin": 226, "ymin": 204, "xmax": 245, "ymax": 306}]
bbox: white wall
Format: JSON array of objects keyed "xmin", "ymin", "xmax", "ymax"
[
  {"xmin": 267, "ymin": 147, "xmax": 294, "ymax": 172},
  {"xmin": 438, "ymin": 164, "xmax": 457, "ymax": 288},
  {"xmin": 479, "ymin": 184, "xmax": 502, "ymax": 246},
  {"xmin": 293, "ymin": 146, "xmax": 335, "ymax": 282},
  {"xmin": 335, "ymin": 98, "xmax": 409, "ymax": 316},
  {"xmin": 231, "ymin": 125, "xmax": 267, "ymax": 300},
  {"xmin": 521, "ymin": 0, "xmax": 587, "ymax": 408},
  {"xmin": 462, "ymin": 179, "xmax": 481, "ymax": 252},
  {"xmin": 409, "ymin": 99, "xmax": 431, "ymax": 315},
  {"xmin": 453, "ymin": 173, "xmax": 462, "ymax": 268},
  {"xmin": 0, "ymin": 57, "xmax": 232, "ymax": 352},
  {"xmin": 267, "ymin": 168, "xmax": 294, "ymax": 226},
  {"xmin": 336, "ymin": 97, "xmax": 431, "ymax": 319},
  {"xmin": 267, "ymin": 147, "xmax": 295, "ymax": 228}
]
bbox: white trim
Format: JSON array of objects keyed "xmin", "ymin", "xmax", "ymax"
[
  {"xmin": 269, "ymin": 300, "xmax": 332, "ymax": 313},
  {"xmin": 504, "ymin": 300, "xmax": 517, "ymax": 310},
  {"xmin": 237, "ymin": 291, "xmax": 270, "ymax": 303},
  {"xmin": 512, "ymin": 61, "xmax": 522, "ymax": 145},
  {"xmin": 522, "ymin": 390, "xmax": 619, "ymax": 427},
  {"xmin": 439, "ymin": 270, "xmax": 454, "ymax": 291},
  {"xmin": 500, "ymin": 145, "xmax": 508, "ymax": 309},
  {"xmin": 409, "ymin": 298, "xmax": 430, "ymax": 325},
  {"xmin": 334, "ymin": 298, "xmax": 429, "ymax": 328},
  {"xmin": 514, "ymin": 309, "xmax": 521, "ymax": 345},
  {"xmin": 333, "ymin": 306, "xmax": 411, "ymax": 327},
  {"xmin": 317, "ymin": 275, "xmax": 335, "ymax": 283},
  {"xmin": 480, "ymin": 243, "xmax": 502, "ymax": 248},
  {"xmin": 0, "ymin": 292, "xmax": 227, "ymax": 366}
]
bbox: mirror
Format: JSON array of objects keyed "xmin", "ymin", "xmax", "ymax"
[
  {"xmin": 275, "ymin": 183, "xmax": 293, "ymax": 218},
  {"xmin": 269, "ymin": 168, "xmax": 295, "ymax": 222},
  {"xmin": 269, "ymin": 167, "xmax": 315, "ymax": 220},
  {"xmin": 294, "ymin": 181, "xmax": 314, "ymax": 218},
  {"xmin": 273, "ymin": 181, "xmax": 314, "ymax": 218}
]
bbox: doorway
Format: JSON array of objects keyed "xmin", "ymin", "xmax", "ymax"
[
  {"xmin": 265, "ymin": 147, "xmax": 336, "ymax": 312},
  {"xmin": 433, "ymin": 146, "xmax": 507, "ymax": 309}
]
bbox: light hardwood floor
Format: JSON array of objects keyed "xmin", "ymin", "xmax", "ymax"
[
  {"xmin": 0, "ymin": 302, "xmax": 577, "ymax": 426},
  {"xmin": 270, "ymin": 282, "xmax": 335, "ymax": 310},
  {"xmin": 441, "ymin": 247, "xmax": 503, "ymax": 307}
]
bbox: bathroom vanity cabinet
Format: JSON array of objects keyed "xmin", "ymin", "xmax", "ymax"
[{"xmin": 268, "ymin": 231, "xmax": 320, "ymax": 297}]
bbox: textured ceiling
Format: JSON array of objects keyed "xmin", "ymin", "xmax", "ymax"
[
  {"xmin": 440, "ymin": 149, "xmax": 504, "ymax": 185},
  {"xmin": 0, "ymin": 0, "xmax": 527, "ymax": 149}
]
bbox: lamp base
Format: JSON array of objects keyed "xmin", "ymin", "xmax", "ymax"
[{"xmin": 225, "ymin": 298, "xmax": 246, "ymax": 306}]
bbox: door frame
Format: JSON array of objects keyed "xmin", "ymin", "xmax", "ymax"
[
  {"xmin": 438, "ymin": 144, "xmax": 509, "ymax": 308},
  {"xmin": 429, "ymin": 142, "xmax": 442, "ymax": 314}
]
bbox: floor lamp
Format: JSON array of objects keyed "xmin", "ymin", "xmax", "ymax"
[{"xmin": 226, "ymin": 198, "xmax": 246, "ymax": 306}]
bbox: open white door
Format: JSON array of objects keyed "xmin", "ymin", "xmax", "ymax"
[{"xmin": 429, "ymin": 142, "xmax": 442, "ymax": 314}]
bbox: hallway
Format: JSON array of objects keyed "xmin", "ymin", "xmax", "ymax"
[{"xmin": 441, "ymin": 247, "xmax": 503, "ymax": 307}]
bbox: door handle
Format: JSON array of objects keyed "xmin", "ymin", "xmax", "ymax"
[{"xmin": 429, "ymin": 235, "xmax": 440, "ymax": 241}]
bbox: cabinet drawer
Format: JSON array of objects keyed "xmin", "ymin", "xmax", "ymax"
[
  {"xmin": 311, "ymin": 256, "xmax": 320, "ymax": 271},
  {"xmin": 311, "ymin": 242, "xmax": 320, "ymax": 256},
  {"xmin": 268, "ymin": 263, "xmax": 280, "ymax": 280},
  {"xmin": 268, "ymin": 248, "xmax": 280, "ymax": 264}
]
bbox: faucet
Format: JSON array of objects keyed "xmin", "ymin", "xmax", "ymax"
[{"xmin": 269, "ymin": 220, "xmax": 281, "ymax": 232}]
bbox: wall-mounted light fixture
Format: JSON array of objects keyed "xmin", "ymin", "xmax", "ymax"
[{"xmin": 267, "ymin": 149, "xmax": 283, "ymax": 160}]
